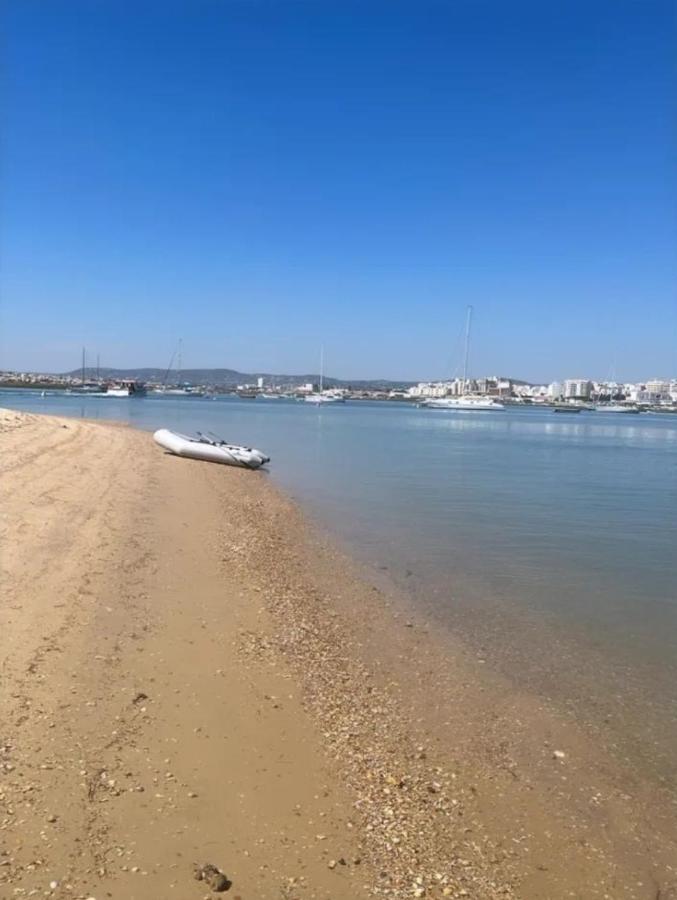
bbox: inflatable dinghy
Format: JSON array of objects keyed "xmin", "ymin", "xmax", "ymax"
[{"xmin": 153, "ymin": 429, "xmax": 270, "ymax": 469}]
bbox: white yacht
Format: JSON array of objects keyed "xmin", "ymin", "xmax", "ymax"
[
  {"xmin": 421, "ymin": 306, "xmax": 505, "ymax": 412},
  {"xmin": 425, "ymin": 395, "xmax": 505, "ymax": 411},
  {"xmin": 594, "ymin": 404, "xmax": 640, "ymax": 414},
  {"xmin": 159, "ymin": 386, "xmax": 204, "ymax": 396},
  {"xmin": 304, "ymin": 347, "xmax": 345, "ymax": 404},
  {"xmin": 105, "ymin": 380, "xmax": 146, "ymax": 397},
  {"xmin": 305, "ymin": 391, "xmax": 345, "ymax": 405},
  {"xmin": 152, "ymin": 339, "xmax": 203, "ymax": 395}
]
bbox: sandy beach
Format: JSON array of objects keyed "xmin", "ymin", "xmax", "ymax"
[{"xmin": 1, "ymin": 408, "xmax": 675, "ymax": 900}]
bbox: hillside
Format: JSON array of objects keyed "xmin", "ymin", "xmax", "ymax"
[{"xmin": 62, "ymin": 367, "xmax": 418, "ymax": 391}]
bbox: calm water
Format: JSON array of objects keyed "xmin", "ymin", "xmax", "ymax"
[{"xmin": 4, "ymin": 390, "xmax": 677, "ymax": 771}]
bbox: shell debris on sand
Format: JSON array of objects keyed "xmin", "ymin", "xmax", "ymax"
[{"xmin": 216, "ymin": 491, "xmax": 518, "ymax": 899}]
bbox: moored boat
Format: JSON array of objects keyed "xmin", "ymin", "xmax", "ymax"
[
  {"xmin": 421, "ymin": 306, "xmax": 504, "ymax": 412},
  {"xmin": 594, "ymin": 404, "xmax": 640, "ymax": 414},
  {"xmin": 153, "ymin": 429, "xmax": 269, "ymax": 469},
  {"xmin": 304, "ymin": 391, "xmax": 345, "ymax": 404},
  {"xmin": 553, "ymin": 404, "xmax": 582, "ymax": 414},
  {"xmin": 423, "ymin": 395, "xmax": 504, "ymax": 411},
  {"xmin": 304, "ymin": 346, "xmax": 345, "ymax": 405},
  {"xmin": 156, "ymin": 386, "xmax": 205, "ymax": 396},
  {"xmin": 105, "ymin": 380, "xmax": 146, "ymax": 397}
]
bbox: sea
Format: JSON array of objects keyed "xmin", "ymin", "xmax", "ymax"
[{"xmin": 4, "ymin": 389, "xmax": 677, "ymax": 780}]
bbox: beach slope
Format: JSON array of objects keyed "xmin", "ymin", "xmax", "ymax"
[
  {"xmin": 1, "ymin": 409, "xmax": 675, "ymax": 900},
  {"xmin": 0, "ymin": 410, "xmax": 370, "ymax": 899}
]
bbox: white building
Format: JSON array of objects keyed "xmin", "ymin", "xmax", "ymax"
[
  {"xmin": 631, "ymin": 380, "xmax": 674, "ymax": 405},
  {"xmin": 564, "ymin": 379, "xmax": 592, "ymax": 400},
  {"xmin": 645, "ymin": 379, "xmax": 670, "ymax": 397},
  {"xmin": 407, "ymin": 381, "xmax": 456, "ymax": 398},
  {"xmin": 409, "ymin": 376, "xmax": 513, "ymax": 398}
]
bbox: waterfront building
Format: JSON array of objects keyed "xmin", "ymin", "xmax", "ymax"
[
  {"xmin": 564, "ymin": 379, "xmax": 592, "ymax": 400},
  {"xmin": 632, "ymin": 380, "xmax": 674, "ymax": 405},
  {"xmin": 645, "ymin": 379, "xmax": 670, "ymax": 397},
  {"xmin": 474, "ymin": 377, "xmax": 495, "ymax": 395},
  {"xmin": 407, "ymin": 381, "xmax": 457, "ymax": 398}
]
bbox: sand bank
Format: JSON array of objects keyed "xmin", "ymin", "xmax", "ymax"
[{"xmin": 1, "ymin": 410, "xmax": 675, "ymax": 899}]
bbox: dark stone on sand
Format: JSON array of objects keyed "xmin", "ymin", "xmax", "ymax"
[{"xmin": 194, "ymin": 862, "xmax": 232, "ymax": 892}]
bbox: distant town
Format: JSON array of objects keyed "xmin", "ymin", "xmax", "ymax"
[{"xmin": 1, "ymin": 366, "xmax": 676, "ymax": 409}]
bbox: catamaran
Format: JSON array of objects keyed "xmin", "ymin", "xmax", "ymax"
[{"xmin": 422, "ymin": 307, "xmax": 505, "ymax": 411}]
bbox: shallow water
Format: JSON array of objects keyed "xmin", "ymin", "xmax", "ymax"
[{"xmin": 4, "ymin": 390, "xmax": 677, "ymax": 774}]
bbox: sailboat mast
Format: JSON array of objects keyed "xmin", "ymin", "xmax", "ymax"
[
  {"xmin": 81, "ymin": 347, "xmax": 86, "ymax": 385},
  {"xmin": 319, "ymin": 346, "xmax": 324, "ymax": 394},
  {"xmin": 462, "ymin": 305, "xmax": 473, "ymax": 393},
  {"xmin": 177, "ymin": 338, "xmax": 182, "ymax": 386}
]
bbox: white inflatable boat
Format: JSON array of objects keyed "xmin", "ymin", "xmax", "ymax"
[{"xmin": 153, "ymin": 429, "xmax": 270, "ymax": 469}]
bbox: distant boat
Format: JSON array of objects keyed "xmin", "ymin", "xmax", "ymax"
[
  {"xmin": 71, "ymin": 382, "xmax": 104, "ymax": 394},
  {"xmin": 304, "ymin": 347, "xmax": 345, "ymax": 404},
  {"xmin": 160, "ymin": 386, "xmax": 205, "ymax": 396},
  {"xmin": 71, "ymin": 347, "xmax": 104, "ymax": 393},
  {"xmin": 152, "ymin": 339, "xmax": 204, "ymax": 396},
  {"xmin": 553, "ymin": 404, "xmax": 582, "ymax": 414},
  {"xmin": 421, "ymin": 307, "xmax": 505, "ymax": 412},
  {"xmin": 105, "ymin": 380, "xmax": 146, "ymax": 397},
  {"xmin": 425, "ymin": 395, "xmax": 504, "ymax": 411},
  {"xmin": 258, "ymin": 392, "xmax": 281, "ymax": 400},
  {"xmin": 305, "ymin": 394, "xmax": 345, "ymax": 405},
  {"xmin": 594, "ymin": 404, "xmax": 640, "ymax": 414}
]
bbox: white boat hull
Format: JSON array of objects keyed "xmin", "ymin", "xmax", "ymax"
[
  {"xmin": 304, "ymin": 395, "xmax": 345, "ymax": 404},
  {"xmin": 594, "ymin": 405, "xmax": 640, "ymax": 414},
  {"xmin": 153, "ymin": 429, "xmax": 269, "ymax": 469},
  {"xmin": 423, "ymin": 397, "xmax": 505, "ymax": 411},
  {"xmin": 106, "ymin": 388, "xmax": 133, "ymax": 397}
]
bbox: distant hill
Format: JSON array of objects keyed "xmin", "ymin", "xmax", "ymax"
[{"xmin": 62, "ymin": 367, "xmax": 418, "ymax": 391}]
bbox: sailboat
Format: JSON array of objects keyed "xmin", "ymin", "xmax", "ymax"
[
  {"xmin": 304, "ymin": 347, "xmax": 345, "ymax": 404},
  {"xmin": 154, "ymin": 340, "xmax": 204, "ymax": 396},
  {"xmin": 71, "ymin": 347, "xmax": 103, "ymax": 394},
  {"xmin": 422, "ymin": 307, "xmax": 505, "ymax": 411},
  {"xmin": 594, "ymin": 403, "xmax": 640, "ymax": 414},
  {"xmin": 593, "ymin": 376, "xmax": 639, "ymax": 414}
]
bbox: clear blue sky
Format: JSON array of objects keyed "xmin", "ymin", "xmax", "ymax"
[{"xmin": 2, "ymin": 0, "xmax": 674, "ymax": 382}]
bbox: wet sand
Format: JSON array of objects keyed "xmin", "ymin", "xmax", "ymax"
[{"xmin": 1, "ymin": 408, "xmax": 675, "ymax": 899}]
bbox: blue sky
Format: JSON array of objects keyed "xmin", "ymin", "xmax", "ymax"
[{"xmin": 2, "ymin": 0, "xmax": 674, "ymax": 382}]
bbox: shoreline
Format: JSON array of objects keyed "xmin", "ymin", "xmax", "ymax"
[{"xmin": 1, "ymin": 409, "xmax": 676, "ymax": 899}]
